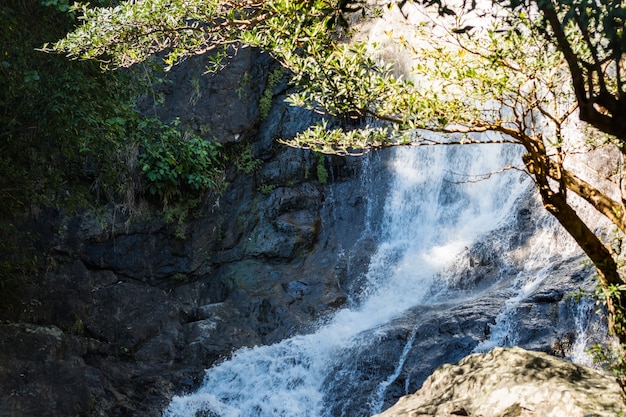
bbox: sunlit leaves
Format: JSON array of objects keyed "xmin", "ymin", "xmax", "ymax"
[
  {"xmin": 49, "ymin": 0, "xmax": 576, "ymax": 156},
  {"xmin": 538, "ymin": 0, "xmax": 626, "ymax": 133},
  {"xmin": 280, "ymin": 1, "xmax": 573, "ymax": 152},
  {"xmin": 50, "ymin": 0, "xmax": 260, "ymax": 69},
  {"xmin": 49, "ymin": 0, "xmax": 349, "ymax": 70},
  {"xmin": 284, "ymin": 119, "xmax": 394, "ymax": 155}
]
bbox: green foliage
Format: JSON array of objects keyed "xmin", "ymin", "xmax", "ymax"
[
  {"xmin": 315, "ymin": 152, "xmax": 329, "ymax": 184},
  {"xmin": 282, "ymin": 41, "xmax": 407, "ymax": 122},
  {"xmin": 41, "ymin": 0, "xmax": 72, "ymax": 13},
  {"xmin": 138, "ymin": 118, "xmax": 224, "ymax": 203},
  {"xmin": 48, "ymin": 0, "xmax": 357, "ymax": 70},
  {"xmin": 1, "ymin": 1, "xmax": 232, "ymax": 312},
  {"xmin": 44, "ymin": 0, "xmax": 626, "ymax": 392},
  {"xmin": 237, "ymin": 71, "xmax": 250, "ymax": 100},
  {"xmin": 0, "ymin": 222, "xmax": 38, "ymax": 314},
  {"xmin": 1, "ymin": 0, "xmax": 157, "ymax": 211},
  {"xmin": 172, "ymin": 273, "xmax": 190, "ymax": 283},
  {"xmin": 50, "ymin": 0, "xmax": 302, "ymax": 68},
  {"xmin": 70, "ymin": 314, "xmax": 85, "ymax": 335},
  {"xmin": 232, "ymin": 145, "xmax": 263, "ymax": 174},
  {"xmin": 258, "ymin": 183, "xmax": 276, "ymax": 195},
  {"xmin": 590, "ymin": 341, "xmax": 626, "ymax": 377},
  {"xmin": 285, "ymin": 119, "xmax": 394, "ymax": 155},
  {"xmin": 570, "ymin": 278, "xmax": 626, "ymax": 384},
  {"xmin": 0, "ymin": 1, "xmax": 154, "ymax": 307},
  {"xmin": 260, "ymin": 67, "xmax": 285, "ymax": 120},
  {"xmin": 163, "ymin": 197, "xmax": 201, "ymax": 239},
  {"xmin": 540, "ymin": 0, "xmax": 626, "ymax": 99}
]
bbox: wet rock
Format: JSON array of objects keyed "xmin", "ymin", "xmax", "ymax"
[
  {"xmin": 321, "ymin": 187, "xmax": 606, "ymax": 417},
  {"xmin": 323, "ymin": 300, "xmax": 500, "ymax": 417},
  {"xmin": 2, "ymin": 30, "xmax": 612, "ymax": 417}
]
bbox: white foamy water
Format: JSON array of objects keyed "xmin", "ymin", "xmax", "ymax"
[
  {"xmin": 163, "ymin": 2, "xmax": 615, "ymax": 413},
  {"xmin": 472, "ymin": 214, "xmax": 582, "ymax": 353},
  {"xmin": 568, "ymin": 296, "xmax": 597, "ymax": 367},
  {"xmin": 164, "ymin": 143, "xmax": 528, "ymax": 417}
]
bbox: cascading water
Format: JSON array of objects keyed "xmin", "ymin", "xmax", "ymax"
[
  {"xmin": 369, "ymin": 327, "xmax": 417, "ymax": 414},
  {"xmin": 568, "ymin": 296, "xmax": 598, "ymax": 367},
  {"xmin": 472, "ymin": 215, "xmax": 585, "ymax": 354},
  {"xmin": 164, "ymin": 143, "xmax": 531, "ymax": 417}
]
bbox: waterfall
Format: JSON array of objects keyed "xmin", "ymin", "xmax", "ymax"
[
  {"xmin": 369, "ymin": 327, "xmax": 417, "ymax": 413},
  {"xmin": 568, "ymin": 296, "xmax": 597, "ymax": 367},
  {"xmin": 160, "ymin": 3, "xmax": 612, "ymax": 414},
  {"xmin": 164, "ymin": 143, "xmax": 530, "ymax": 417},
  {"xmin": 471, "ymin": 217, "xmax": 582, "ymax": 353}
]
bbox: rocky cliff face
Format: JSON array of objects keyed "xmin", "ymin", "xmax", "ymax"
[
  {"xmin": 0, "ymin": 50, "xmax": 379, "ymax": 417},
  {"xmin": 374, "ymin": 346, "xmax": 625, "ymax": 417}
]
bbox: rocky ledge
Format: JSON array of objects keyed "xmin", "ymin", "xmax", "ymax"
[{"xmin": 374, "ymin": 346, "xmax": 625, "ymax": 417}]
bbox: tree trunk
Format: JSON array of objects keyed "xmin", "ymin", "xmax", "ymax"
[
  {"xmin": 535, "ymin": 164, "xmax": 626, "ymax": 399},
  {"xmin": 538, "ymin": 186, "xmax": 626, "ymax": 392},
  {"xmin": 524, "ymin": 146, "xmax": 626, "ymax": 393},
  {"xmin": 539, "ymin": 2, "xmax": 626, "ymax": 142}
]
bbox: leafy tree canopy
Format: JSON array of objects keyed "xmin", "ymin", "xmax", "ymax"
[{"xmin": 520, "ymin": 0, "xmax": 626, "ymax": 142}]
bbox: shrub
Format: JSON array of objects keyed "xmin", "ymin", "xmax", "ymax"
[
  {"xmin": 259, "ymin": 67, "xmax": 285, "ymax": 120},
  {"xmin": 138, "ymin": 118, "xmax": 224, "ymax": 203}
]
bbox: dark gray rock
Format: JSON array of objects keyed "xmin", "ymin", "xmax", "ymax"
[
  {"xmin": 0, "ymin": 36, "xmax": 612, "ymax": 417},
  {"xmin": 152, "ymin": 47, "xmax": 273, "ymax": 144},
  {"xmin": 0, "ymin": 324, "xmax": 95, "ymax": 417}
]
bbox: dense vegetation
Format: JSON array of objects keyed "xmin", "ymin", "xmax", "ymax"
[{"xmin": 0, "ymin": 1, "xmax": 226, "ymax": 308}]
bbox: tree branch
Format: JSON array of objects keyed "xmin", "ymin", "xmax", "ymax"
[
  {"xmin": 539, "ymin": 1, "xmax": 626, "ymax": 142},
  {"xmin": 547, "ymin": 161, "xmax": 626, "ymax": 235}
]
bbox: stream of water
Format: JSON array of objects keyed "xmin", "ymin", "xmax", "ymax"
[{"xmin": 164, "ymin": 143, "xmax": 535, "ymax": 417}]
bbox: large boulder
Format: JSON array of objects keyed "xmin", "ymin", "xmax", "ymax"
[{"xmin": 373, "ymin": 346, "xmax": 625, "ymax": 417}]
